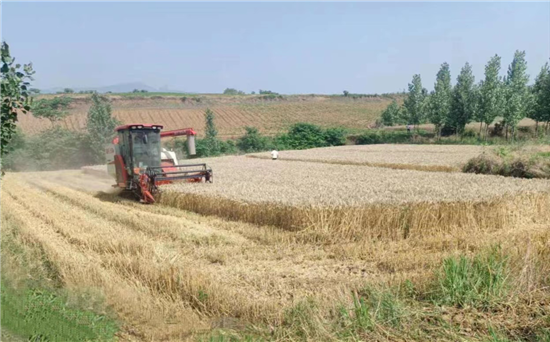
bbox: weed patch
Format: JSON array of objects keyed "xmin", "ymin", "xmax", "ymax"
[
  {"xmin": 432, "ymin": 248, "xmax": 509, "ymax": 309},
  {"xmin": 1, "ymin": 279, "xmax": 118, "ymax": 342}
]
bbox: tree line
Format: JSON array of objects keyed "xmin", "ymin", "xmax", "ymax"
[{"xmin": 380, "ymin": 51, "xmax": 550, "ymax": 139}]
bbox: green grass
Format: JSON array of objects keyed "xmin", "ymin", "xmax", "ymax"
[
  {"xmin": 433, "ymin": 247, "xmax": 509, "ymax": 309},
  {"xmin": 336, "ymin": 287, "xmax": 404, "ymax": 340},
  {"xmin": 536, "ymin": 329, "xmax": 550, "ymax": 342},
  {"xmin": 1, "ymin": 278, "xmax": 118, "ymax": 342},
  {"xmin": 1, "ymin": 215, "xmax": 119, "ymax": 342}
]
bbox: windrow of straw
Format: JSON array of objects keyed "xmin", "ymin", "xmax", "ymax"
[{"xmin": 159, "ymin": 191, "xmax": 550, "ymax": 243}]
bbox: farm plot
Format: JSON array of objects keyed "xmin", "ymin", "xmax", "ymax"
[
  {"xmin": 16, "ymin": 96, "xmax": 393, "ymax": 138},
  {"xmin": 248, "ymin": 144, "xmax": 488, "ymax": 172},
  {"xmin": 161, "ymin": 156, "xmax": 550, "ymax": 242},
  {"xmin": 3, "ymin": 168, "xmax": 550, "ymax": 341},
  {"xmin": 0, "ymin": 171, "xmax": 492, "ymax": 341}
]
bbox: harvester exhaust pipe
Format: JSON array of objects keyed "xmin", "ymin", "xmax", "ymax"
[{"xmin": 187, "ymin": 135, "xmax": 196, "ymax": 156}]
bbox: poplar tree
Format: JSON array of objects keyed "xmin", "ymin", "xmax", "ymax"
[
  {"xmin": 428, "ymin": 62, "xmax": 452, "ymax": 137},
  {"xmin": 529, "ymin": 62, "xmax": 550, "ymax": 133},
  {"xmin": 86, "ymin": 93, "xmax": 119, "ymax": 163},
  {"xmin": 503, "ymin": 50, "xmax": 530, "ymax": 139},
  {"xmin": 380, "ymin": 100, "xmax": 400, "ymax": 126},
  {"xmin": 477, "ymin": 55, "xmax": 503, "ymax": 137},
  {"xmin": 449, "ymin": 63, "xmax": 477, "ymax": 135},
  {"xmin": 204, "ymin": 108, "xmax": 220, "ymax": 154},
  {"xmin": 403, "ymin": 74, "xmax": 427, "ymax": 128}
]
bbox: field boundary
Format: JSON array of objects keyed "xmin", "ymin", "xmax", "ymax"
[{"xmin": 246, "ymin": 155, "xmax": 460, "ymax": 173}]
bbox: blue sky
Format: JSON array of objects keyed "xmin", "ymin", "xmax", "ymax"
[{"xmin": 2, "ymin": 2, "xmax": 549, "ymax": 94}]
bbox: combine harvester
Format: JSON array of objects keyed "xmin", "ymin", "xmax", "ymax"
[{"xmin": 105, "ymin": 124, "xmax": 213, "ymax": 203}]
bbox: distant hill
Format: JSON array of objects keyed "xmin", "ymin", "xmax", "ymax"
[{"xmin": 40, "ymin": 82, "xmax": 187, "ymax": 94}]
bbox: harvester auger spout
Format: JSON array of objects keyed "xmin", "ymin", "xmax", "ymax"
[{"xmin": 106, "ymin": 124, "xmax": 213, "ymax": 204}]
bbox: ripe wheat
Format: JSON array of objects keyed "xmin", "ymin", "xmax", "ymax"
[
  {"xmin": 248, "ymin": 144, "xmax": 488, "ymax": 171},
  {"xmin": 161, "ymin": 156, "xmax": 550, "ymax": 242}
]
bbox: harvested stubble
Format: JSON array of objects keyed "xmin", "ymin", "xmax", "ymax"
[
  {"xmin": 161, "ymin": 156, "xmax": 550, "ymax": 242},
  {"xmin": 248, "ymin": 144, "xmax": 488, "ymax": 172}
]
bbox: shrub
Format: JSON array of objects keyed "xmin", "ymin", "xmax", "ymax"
[
  {"xmin": 286, "ymin": 123, "xmax": 327, "ymax": 149},
  {"xmin": 505, "ymin": 158, "xmax": 534, "ymax": 178},
  {"xmin": 462, "ymin": 129, "xmax": 477, "ymax": 138},
  {"xmin": 195, "ymin": 138, "xmax": 218, "ymax": 157},
  {"xmin": 355, "ymin": 131, "xmax": 383, "ymax": 145},
  {"xmin": 355, "ymin": 130, "xmax": 432, "ymax": 145},
  {"xmin": 192, "ymin": 138, "xmax": 237, "ymax": 158},
  {"xmin": 517, "ymin": 126, "xmax": 533, "ymax": 134},
  {"xmin": 463, "ymin": 151, "xmax": 550, "ymax": 179},
  {"xmin": 219, "ymin": 139, "xmax": 237, "ymax": 155},
  {"xmin": 237, "ymin": 127, "xmax": 269, "ymax": 153},
  {"xmin": 323, "ymin": 127, "xmax": 347, "ymax": 146},
  {"xmin": 440, "ymin": 124, "xmax": 456, "ymax": 137},
  {"xmin": 270, "ymin": 134, "xmax": 291, "ymax": 150},
  {"xmin": 462, "ymin": 154, "xmax": 501, "ymax": 174},
  {"xmin": 490, "ymin": 121, "xmax": 506, "ymax": 137}
]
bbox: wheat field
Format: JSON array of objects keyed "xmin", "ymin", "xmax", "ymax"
[
  {"xmin": 2, "ymin": 165, "xmax": 550, "ymax": 341},
  {"xmin": 248, "ymin": 144, "xmax": 488, "ymax": 171},
  {"xmin": 160, "ymin": 156, "xmax": 550, "ymax": 243}
]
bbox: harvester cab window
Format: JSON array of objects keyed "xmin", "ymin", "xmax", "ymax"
[{"xmin": 131, "ymin": 129, "xmax": 161, "ymax": 170}]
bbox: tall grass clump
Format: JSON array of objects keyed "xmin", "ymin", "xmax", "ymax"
[
  {"xmin": 433, "ymin": 247, "xmax": 509, "ymax": 309},
  {"xmin": 278, "ymin": 298, "xmax": 330, "ymax": 341},
  {"xmin": 336, "ymin": 288, "xmax": 405, "ymax": 340}
]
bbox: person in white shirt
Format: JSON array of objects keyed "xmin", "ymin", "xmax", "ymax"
[{"xmin": 271, "ymin": 150, "xmax": 279, "ymax": 160}]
